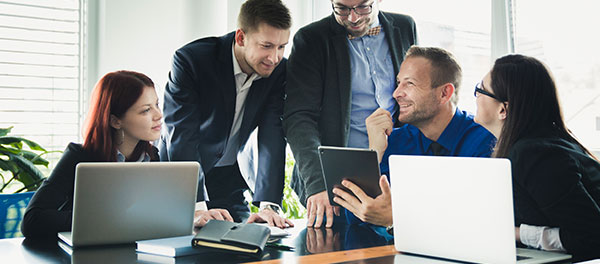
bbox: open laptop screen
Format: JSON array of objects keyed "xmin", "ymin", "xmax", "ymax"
[{"xmin": 62, "ymin": 162, "xmax": 199, "ymax": 247}]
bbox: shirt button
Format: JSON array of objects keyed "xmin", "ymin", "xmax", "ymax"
[{"xmin": 366, "ymin": 47, "xmax": 371, "ymax": 51}]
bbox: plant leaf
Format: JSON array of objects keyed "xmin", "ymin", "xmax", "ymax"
[
  {"xmin": 0, "ymin": 157, "xmax": 18, "ymax": 173},
  {"xmin": 0, "ymin": 146, "xmax": 21, "ymax": 155},
  {"xmin": 0, "ymin": 159, "xmax": 12, "ymax": 171},
  {"xmin": 16, "ymin": 171, "xmax": 44, "ymax": 192},
  {"xmin": 6, "ymin": 152, "xmax": 45, "ymax": 183},
  {"xmin": 0, "ymin": 136, "xmax": 22, "ymax": 145},
  {"xmin": 21, "ymin": 150, "xmax": 50, "ymax": 167},
  {"xmin": 0, "ymin": 137, "xmax": 46, "ymax": 151},
  {"xmin": 0, "ymin": 126, "xmax": 12, "ymax": 137},
  {"xmin": 10, "ymin": 141, "xmax": 24, "ymax": 149},
  {"xmin": 20, "ymin": 138, "xmax": 46, "ymax": 151}
]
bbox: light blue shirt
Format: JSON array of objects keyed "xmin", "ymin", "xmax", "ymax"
[
  {"xmin": 347, "ymin": 17, "xmax": 396, "ymax": 148},
  {"xmin": 116, "ymin": 149, "xmax": 151, "ymax": 162}
]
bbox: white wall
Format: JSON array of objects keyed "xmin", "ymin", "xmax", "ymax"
[
  {"xmin": 91, "ymin": 0, "xmax": 230, "ymax": 98},
  {"xmin": 89, "ymin": 0, "xmax": 329, "ymax": 97}
]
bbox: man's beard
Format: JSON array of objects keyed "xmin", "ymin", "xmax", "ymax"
[{"xmin": 345, "ymin": 18, "xmax": 370, "ymax": 37}]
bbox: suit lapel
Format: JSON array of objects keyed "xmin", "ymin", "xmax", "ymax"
[
  {"xmin": 380, "ymin": 12, "xmax": 403, "ymax": 74},
  {"xmin": 379, "ymin": 12, "xmax": 404, "ymax": 126},
  {"xmin": 328, "ymin": 15, "xmax": 352, "ymax": 144},
  {"xmin": 218, "ymin": 32, "xmax": 237, "ymax": 131},
  {"xmin": 239, "ymin": 79, "xmax": 266, "ymax": 138}
]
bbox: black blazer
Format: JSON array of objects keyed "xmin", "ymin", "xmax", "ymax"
[
  {"xmin": 283, "ymin": 12, "xmax": 417, "ymax": 203},
  {"xmin": 509, "ymin": 135, "xmax": 600, "ymax": 261},
  {"xmin": 21, "ymin": 143, "xmax": 159, "ymax": 237},
  {"xmin": 160, "ymin": 32, "xmax": 286, "ymax": 205}
]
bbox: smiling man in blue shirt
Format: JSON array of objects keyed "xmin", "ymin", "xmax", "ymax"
[{"xmin": 333, "ymin": 46, "xmax": 496, "ymax": 228}]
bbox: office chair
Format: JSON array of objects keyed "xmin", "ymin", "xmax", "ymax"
[{"xmin": 0, "ymin": 191, "xmax": 34, "ymax": 238}]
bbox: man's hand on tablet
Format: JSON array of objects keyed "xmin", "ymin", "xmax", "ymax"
[{"xmin": 333, "ymin": 175, "xmax": 393, "ymax": 227}]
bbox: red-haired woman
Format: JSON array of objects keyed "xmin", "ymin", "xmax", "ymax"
[{"xmin": 21, "ymin": 70, "xmax": 163, "ymax": 237}]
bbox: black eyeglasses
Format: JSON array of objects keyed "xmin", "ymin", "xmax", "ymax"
[
  {"xmin": 332, "ymin": 2, "xmax": 373, "ymax": 16},
  {"xmin": 474, "ymin": 82, "xmax": 501, "ymax": 101}
]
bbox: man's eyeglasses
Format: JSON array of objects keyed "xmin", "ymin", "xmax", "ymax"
[
  {"xmin": 332, "ymin": 2, "xmax": 373, "ymax": 16},
  {"xmin": 474, "ymin": 82, "xmax": 501, "ymax": 101}
]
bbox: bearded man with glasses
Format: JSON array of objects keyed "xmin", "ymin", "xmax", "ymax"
[{"xmin": 284, "ymin": 0, "xmax": 417, "ymax": 228}]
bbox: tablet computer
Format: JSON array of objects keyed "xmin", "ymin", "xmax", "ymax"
[{"xmin": 318, "ymin": 146, "xmax": 382, "ymax": 206}]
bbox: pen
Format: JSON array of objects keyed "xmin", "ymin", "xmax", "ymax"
[{"xmin": 266, "ymin": 242, "xmax": 295, "ymax": 251}]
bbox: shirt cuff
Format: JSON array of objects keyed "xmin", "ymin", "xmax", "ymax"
[
  {"xmin": 195, "ymin": 201, "xmax": 207, "ymax": 211},
  {"xmin": 519, "ymin": 223, "xmax": 565, "ymax": 252},
  {"xmin": 259, "ymin": 201, "xmax": 281, "ymax": 211}
]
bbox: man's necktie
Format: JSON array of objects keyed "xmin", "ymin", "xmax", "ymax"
[
  {"xmin": 430, "ymin": 141, "xmax": 446, "ymax": 156},
  {"xmin": 348, "ymin": 26, "xmax": 381, "ymax": 40}
]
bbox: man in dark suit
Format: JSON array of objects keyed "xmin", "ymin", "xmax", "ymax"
[
  {"xmin": 283, "ymin": 0, "xmax": 417, "ymax": 228},
  {"xmin": 160, "ymin": 0, "xmax": 293, "ymax": 228}
]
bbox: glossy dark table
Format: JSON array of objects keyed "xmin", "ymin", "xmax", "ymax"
[{"xmin": 0, "ymin": 219, "xmax": 395, "ymax": 263}]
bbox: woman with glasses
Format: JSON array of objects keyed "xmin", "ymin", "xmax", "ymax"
[{"xmin": 473, "ymin": 54, "xmax": 600, "ymax": 261}]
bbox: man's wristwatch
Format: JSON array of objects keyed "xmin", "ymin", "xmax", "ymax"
[
  {"xmin": 261, "ymin": 204, "xmax": 281, "ymax": 215},
  {"xmin": 386, "ymin": 224, "xmax": 394, "ymax": 235}
]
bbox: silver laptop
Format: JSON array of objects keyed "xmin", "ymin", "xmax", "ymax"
[
  {"xmin": 58, "ymin": 162, "xmax": 199, "ymax": 247},
  {"xmin": 388, "ymin": 155, "xmax": 571, "ymax": 264}
]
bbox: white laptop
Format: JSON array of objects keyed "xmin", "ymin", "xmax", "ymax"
[
  {"xmin": 388, "ymin": 155, "xmax": 571, "ymax": 264},
  {"xmin": 58, "ymin": 162, "xmax": 199, "ymax": 247}
]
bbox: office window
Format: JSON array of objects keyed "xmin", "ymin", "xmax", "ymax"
[
  {"xmin": 0, "ymin": 0, "xmax": 85, "ymax": 175},
  {"xmin": 512, "ymin": 0, "xmax": 600, "ymax": 150},
  {"xmin": 380, "ymin": 1, "xmax": 493, "ymax": 113}
]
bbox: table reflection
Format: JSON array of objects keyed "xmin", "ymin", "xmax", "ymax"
[
  {"xmin": 306, "ymin": 227, "xmax": 341, "ymax": 254},
  {"xmin": 303, "ymin": 223, "xmax": 393, "ymax": 254},
  {"xmin": 262, "ymin": 221, "xmax": 393, "ymax": 262},
  {"xmin": 3, "ymin": 220, "xmax": 394, "ymax": 263}
]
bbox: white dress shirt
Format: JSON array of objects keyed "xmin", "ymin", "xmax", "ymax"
[{"xmin": 520, "ymin": 224, "xmax": 566, "ymax": 252}]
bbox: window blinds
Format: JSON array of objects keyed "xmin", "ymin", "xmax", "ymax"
[{"xmin": 0, "ymin": 0, "xmax": 84, "ymax": 171}]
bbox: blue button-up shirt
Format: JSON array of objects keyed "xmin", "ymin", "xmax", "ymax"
[
  {"xmin": 344, "ymin": 108, "xmax": 496, "ymax": 227},
  {"xmin": 347, "ymin": 17, "xmax": 396, "ymax": 148},
  {"xmin": 379, "ymin": 108, "xmax": 497, "ymax": 175}
]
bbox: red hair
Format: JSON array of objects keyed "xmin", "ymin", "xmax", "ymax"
[{"xmin": 83, "ymin": 70, "xmax": 156, "ymax": 161}]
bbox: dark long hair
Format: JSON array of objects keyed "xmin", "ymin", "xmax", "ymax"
[
  {"xmin": 490, "ymin": 54, "xmax": 595, "ymax": 159},
  {"xmin": 83, "ymin": 70, "xmax": 156, "ymax": 161}
]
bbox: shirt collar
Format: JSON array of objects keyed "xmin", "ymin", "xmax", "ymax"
[
  {"xmin": 370, "ymin": 15, "xmax": 380, "ymax": 29},
  {"xmin": 231, "ymin": 42, "xmax": 261, "ymax": 89},
  {"xmin": 427, "ymin": 107, "xmax": 462, "ymax": 151},
  {"xmin": 116, "ymin": 149, "xmax": 150, "ymax": 162}
]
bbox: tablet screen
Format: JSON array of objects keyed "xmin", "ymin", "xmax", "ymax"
[{"xmin": 318, "ymin": 146, "xmax": 382, "ymax": 206}]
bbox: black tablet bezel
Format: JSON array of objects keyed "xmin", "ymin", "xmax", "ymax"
[{"xmin": 318, "ymin": 146, "xmax": 382, "ymax": 206}]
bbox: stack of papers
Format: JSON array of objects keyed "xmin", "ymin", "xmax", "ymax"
[{"xmin": 256, "ymin": 223, "xmax": 291, "ymax": 238}]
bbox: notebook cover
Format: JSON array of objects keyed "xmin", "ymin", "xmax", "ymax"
[{"xmin": 191, "ymin": 220, "xmax": 270, "ymax": 256}]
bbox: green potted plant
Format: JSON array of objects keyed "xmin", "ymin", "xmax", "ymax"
[{"xmin": 0, "ymin": 126, "xmax": 51, "ymax": 194}]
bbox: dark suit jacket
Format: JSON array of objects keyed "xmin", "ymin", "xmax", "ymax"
[
  {"xmin": 21, "ymin": 143, "xmax": 159, "ymax": 238},
  {"xmin": 283, "ymin": 12, "xmax": 417, "ymax": 204},
  {"xmin": 160, "ymin": 32, "xmax": 286, "ymax": 205},
  {"xmin": 509, "ymin": 133, "xmax": 600, "ymax": 261}
]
